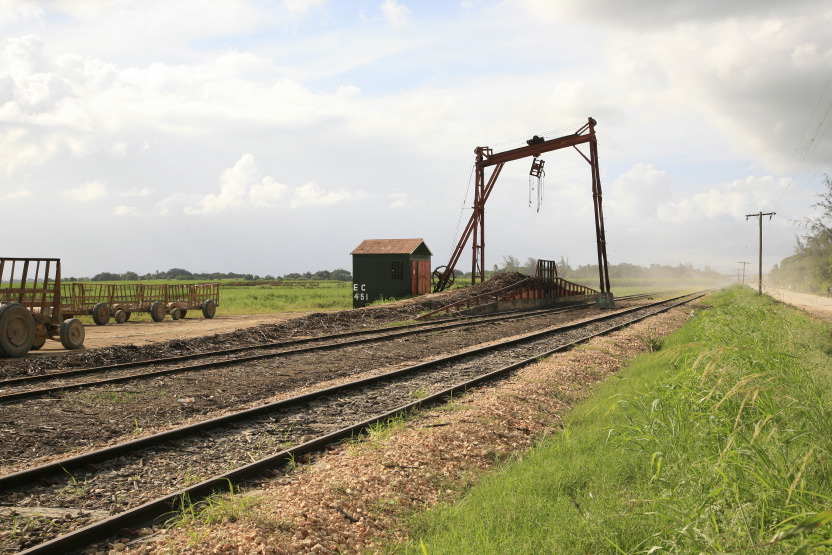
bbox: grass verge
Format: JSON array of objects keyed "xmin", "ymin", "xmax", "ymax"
[{"xmin": 403, "ymin": 286, "xmax": 832, "ymax": 553}]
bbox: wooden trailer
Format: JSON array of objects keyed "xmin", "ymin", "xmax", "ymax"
[
  {"xmin": 163, "ymin": 282, "xmax": 219, "ymax": 320},
  {"xmin": 63, "ymin": 282, "xmax": 221, "ymax": 324},
  {"xmin": 0, "ymin": 257, "xmax": 85, "ymax": 357}
]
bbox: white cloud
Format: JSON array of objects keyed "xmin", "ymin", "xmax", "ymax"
[
  {"xmin": 63, "ymin": 180, "xmax": 106, "ymax": 201},
  {"xmin": 380, "ymin": 0, "xmax": 412, "ymax": 29},
  {"xmin": 282, "ymin": 0, "xmax": 326, "ymax": 14},
  {"xmin": 250, "ymin": 177, "xmax": 289, "ymax": 206},
  {"xmin": 0, "ymin": 2, "xmax": 43, "ymax": 30},
  {"xmin": 110, "ymin": 142, "xmax": 127, "ymax": 156},
  {"xmin": 184, "ymin": 154, "xmax": 357, "ymax": 214},
  {"xmin": 1, "ymin": 189, "xmax": 32, "ymax": 200},
  {"xmin": 121, "ymin": 187, "xmax": 154, "ymax": 197},
  {"xmin": 658, "ymin": 175, "xmax": 785, "ymax": 223},
  {"xmin": 514, "ymin": 0, "xmax": 823, "ymax": 28},
  {"xmin": 114, "ymin": 205, "xmax": 136, "ymax": 216},
  {"xmin": 289, "ymin": 181, "xmax": 356, "ymax": 208},
  {"xmin": 186, "ymin": 154, "xmax": 258, "ymax": 214},
  {"xmin": 608, "ymin": 163, "xmax": 673, "ymax": 220},
  {"xmin": 388, "ymin": 192, "xmax": 412, "ymax": 209}
]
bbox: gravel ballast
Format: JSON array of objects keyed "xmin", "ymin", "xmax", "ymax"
[{"xmin": 113, "ymin": 306, "xmax": 693, "ymax": 555}]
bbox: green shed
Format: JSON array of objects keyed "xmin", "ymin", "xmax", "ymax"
[{"xmin": 350, "ymin": 238, "xmax": 433, "ymax": 308}]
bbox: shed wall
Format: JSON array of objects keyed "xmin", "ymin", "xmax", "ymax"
[{"xmin": 352, "ymin": 253, "xmax": 430, "ymax": 308}]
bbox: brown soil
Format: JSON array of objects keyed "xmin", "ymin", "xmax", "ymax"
[
  {"xmin": 29, "ymin": 313, "xmax": 317, "ymax": 354},
  {"xmin": 0, "ymin": 273, "xmax": 533, "ymax": 378}
]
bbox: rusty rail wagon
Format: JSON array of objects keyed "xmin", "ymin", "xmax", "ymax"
[
  {"xmin": 63, "ymin": 282, "xmax": 220, "ymax": 325},
  {"xmin": 0, "ymin": 257, "xmax": 85, "ymax": 357}
]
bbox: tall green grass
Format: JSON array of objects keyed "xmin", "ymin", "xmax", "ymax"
[
  {"xmin": 218, "ymin": 283, "xmax": 351, "ymax": 313},
  {"xmin": 404, "ymin": 286, "xmax": 832, "ymax": 553}
]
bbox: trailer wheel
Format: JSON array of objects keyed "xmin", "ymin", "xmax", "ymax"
[
  {"xmin": 0, "ymin": 303, "xmax": 35, "ymax": 358},
  {"xmin": 31, "ymin": 333, "xmax": 47, "ymax": 350},
  {"xmin": 114, "ymin": 310, "xmax": 128, "ymax": 324},
  {"xmin": 201, "ymin": 299, "xmax": 216, "ymax": 319},
  {"xmin": 92, "ymin": 302, "xmax": 110, "ymax": 326},
  {"xmin": 150, "ymin": 301, "xmax": 165, "ymax": 322},
  {"xmin": 60, "ymin": 318, "xmax": 85, "ymax": 350},
  {"xmin": 171, "ymin": 308, "xmax": 182, "ymax": 320}
]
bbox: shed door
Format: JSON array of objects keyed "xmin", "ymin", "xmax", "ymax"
[{"xmin": 412, "ymin": 260, "xmax": 430, "ymax": 295}]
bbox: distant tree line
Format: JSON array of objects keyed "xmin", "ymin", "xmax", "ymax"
[
  {"xmin": 769, "ymin": 174, "xmax": 832, "ymax": 293},
  {"xmin": 65, "ymin": 268, "xmax": 353, "ymax": 282}
]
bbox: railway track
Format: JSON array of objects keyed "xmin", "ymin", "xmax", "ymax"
[
  {"xmin": 0, "ymin": 293, "xmax": 659, "ymax": 403},
  {"xmin": 1, "ymin": 291, "xmax": 707, "ymax": 554}
]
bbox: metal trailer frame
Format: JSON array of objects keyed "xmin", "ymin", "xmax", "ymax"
[
  {"xmin": 0, "ymin": 257, "xmax": 85, "ymax": 357},
  {"xmin": 62, "ymin": 282, "xmax": 221, "ymax": 325}
]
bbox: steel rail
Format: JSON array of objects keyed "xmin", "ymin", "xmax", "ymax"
[
  {"xmin": 2, "ymin": 290, "xmax": 702, "ymax": 490},
  {"xmin": 13, "ymin": 289, "xmax": 709, "ymax": 555},
  {"xmin": 0, "ymin": 297, "xmax": 637, "ymax": 403},
  {"xmin": 0, "ymin": 291, "xmax": 660, "ymax": 391}
]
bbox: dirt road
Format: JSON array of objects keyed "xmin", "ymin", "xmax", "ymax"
[
  {"xmin": 765, "ymin": 287, "xmax": 832, "ymax": 320},
  {"xmin": 31, "ymin": 312, "xmax": 315, "ymax": 356}
]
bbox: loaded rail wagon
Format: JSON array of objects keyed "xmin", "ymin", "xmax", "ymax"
[{"xmin": 0, "ymin": 257, "xmax": 85, "ymax": 357}]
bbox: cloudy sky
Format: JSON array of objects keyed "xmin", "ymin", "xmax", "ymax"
[{"xmin": 2, "ymin": 0, "xmax": 831, "ymax": 279}]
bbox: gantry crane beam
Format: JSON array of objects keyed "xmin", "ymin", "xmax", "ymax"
[
  {"xmin": 433, "ymin": 117, "xmax": 611, "ymax": 296},
  {"xmin": 477, "ymin": 128, "xmax": 593, "ymax": 168}
]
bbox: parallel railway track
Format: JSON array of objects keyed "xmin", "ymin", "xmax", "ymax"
[
  {"xmin": 1, "ymin": 291, "xmax": 707, "ymax": 554},
  {"xmin": 0, "ymin": 293, "xmax": 659, "ymax": 403}
]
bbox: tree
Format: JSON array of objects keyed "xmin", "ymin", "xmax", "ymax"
[
  {"xmin": 167, "ymin": 268, "xmax": 192, "ymax": 278},
  {"xmin": 331, "ymin": 268, "xmax": 352, "ymax": 281},
  {"xmin": 498, "ymin": 255, "xmax": 520, "ymax": 274},
  {"xmin": 556, "ymin": 256, "xmax": 572, "ymax": 277},
  {"xmin": 521, "ymin": 257, "xmax": 537, "ymax": 275},
  {"xmin": 770, "ymin": 174, "xmax": 832, "ymax": 291},
  {"xmin": 91, "ymin": 272, "xmax": 122, "ymax": 281}
]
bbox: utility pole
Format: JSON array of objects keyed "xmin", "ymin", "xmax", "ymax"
[
  {"xmin": 738, "ymin": 261, "xmax": 750, "ymax": 284},
  {"xmin": 745, "ymin": 212, "xmax": 775, "ymax": 295}
]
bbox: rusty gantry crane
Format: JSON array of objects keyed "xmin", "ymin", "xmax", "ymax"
[{"xmin": 432, "ymin": 117, "xmax": 612, "ymax": 305}]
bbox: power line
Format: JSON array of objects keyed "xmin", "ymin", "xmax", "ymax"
[
  {"xmin": 450, "ymin": 157, "xmax": 476, "ymax": 254},
  {"xmin": 770, "ymin": 69, "xmax": 832, "ymax": 211}
]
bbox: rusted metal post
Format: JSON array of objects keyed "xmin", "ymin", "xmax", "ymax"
[
  {"xmin": 472, "ymin": 147, "xmax": 486, "ymax": 285},
  {"xmin": 587, "ymin": 118, "xmax": 611, "ymax": 296}
]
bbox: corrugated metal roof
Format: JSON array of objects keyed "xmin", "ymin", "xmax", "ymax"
[{"xmin": 351, "ymin": 238, "xmax": 430, "ymax": 255}]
